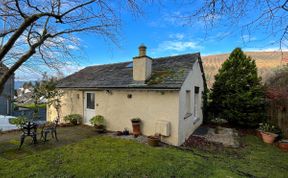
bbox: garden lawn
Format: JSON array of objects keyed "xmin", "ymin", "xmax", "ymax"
[{"xmin": 0, "ymin": 127, "xmax": 287, "ymax": 178}]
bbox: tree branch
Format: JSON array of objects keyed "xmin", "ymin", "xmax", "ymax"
[
  {"xmin": 0, "ymin": 33, "xmax": 50, "ymax": 93},
  {"xmin": 15, "ymin": 0, "xmax": 27, "ymax": 18},
  {"xmin": 0, "ymin": 12, "xmax": 62, "ymax": 62},
  {"xmin": 61, "ymin": 0, "xmax": 96, "ymax": 17},
  {"xmin": 0, "ymin": 28, "xmax": 17, "ymax": 38}
]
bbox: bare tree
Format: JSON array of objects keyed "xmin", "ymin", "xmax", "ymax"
[
  {"xmin": 172, "ymin": 0, "xmax": 288, "ymax": 48},
  {"xmin": 0, "ymin": 0, "xmax": 142, "ymax": 94}
]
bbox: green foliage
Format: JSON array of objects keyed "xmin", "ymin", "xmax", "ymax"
[
  {"xmin": 15, "ymin": 103, "xmax": 46, "ymax": 109},
  {"xmin": 64, "ymin": 114, "xmax": 82, "ymax": 125},
  {"xmin": 31, "ymin": 78, "xmax": 63, "ymax": 120},
  {"xmin": 209, "ymin": 48, "xmax": 266, "ymax": 127},
  {"xmin": 131, "ymin": 117, "xmax": 141, "ymax": 123},
  {"xmin": 258, "ymin": 123, "xmax": 278, "ymax": 133},
  {"xmin": 90, "ymin": 115, "xmax": 105, "ymax": 126},
  {"xmin": 8, "ymin": 116, "xmax": 28, "ymax": 128},
  {"xmin": 202, "ymin": 85, "xmax": 211, "ymax": 123}
]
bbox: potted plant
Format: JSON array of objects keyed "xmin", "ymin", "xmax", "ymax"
[
  {"xmin": 131, "ymin": 118, "xmax": 141, "ymax": 137},
  {"xmin": 278, "ymin": 139, "xmax": 288, "ymax": 151},
  {"xmin": 90, "ymin": 115, "xmax": 106, "ymax": 133},
  {"xmin": 258, "ymin": 123, "xmax": 278, "ymax": 144},
  {"xmin": 123, "ymin": 128, "xmax": 129, "ymax": 135},
  {"xmin": 148, "ymin": 133, "xmax": 160, "ymax": 147}
]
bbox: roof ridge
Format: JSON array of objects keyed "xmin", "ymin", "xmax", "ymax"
[
  {"xmin": 86, "ymin": 61, "xmax": 131, "ymax": 68},
  {"xmin": 154, "ymin": 52, "xmax": 200, "ymax": 60},
  {"xmin": 85, "ymin": 52, "xmax": 200, "ymax": 69}
]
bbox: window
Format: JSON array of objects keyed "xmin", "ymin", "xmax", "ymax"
[
  {"xmin": 194, "ymin": 86, "xmax": 200, "ymax": 117},
  {"xmin": 86, "ymin": 93, "xmax": 95, "ymax": 109},
  {"xmin": 186, "ymin": 90, "xmax": 191, "ymax": 115}
]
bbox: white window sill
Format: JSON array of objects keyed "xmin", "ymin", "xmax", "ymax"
[
  {"xmin": 184, "ymin": 113, "xmax": 192, "ymax": 119},
  {"xmin": 193, "ymin": 117, "xmax": 200, "ymax": 125}
]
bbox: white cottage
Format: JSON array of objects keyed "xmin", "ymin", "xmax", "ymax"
[{"xmin": 48, "ymin": 45, "xmax": 206, "ymax": 146}]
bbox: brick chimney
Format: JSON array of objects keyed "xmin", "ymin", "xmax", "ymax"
[{"xmin": 133, "ymin": 44, "xmax": 152, "ymax": 83}]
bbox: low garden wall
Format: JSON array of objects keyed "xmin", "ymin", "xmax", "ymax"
[{"xmin": 13, "ymin": 108, "xmax": 46, "ymax": 121}]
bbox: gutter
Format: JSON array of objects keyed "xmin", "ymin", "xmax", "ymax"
[{"xmin": 56, "ymin": 87, "xmax": 180, "ymax": 91}]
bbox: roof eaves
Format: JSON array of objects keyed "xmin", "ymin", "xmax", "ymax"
[{"xmin": 56, "ymin": 86, "xmax": 180, "ymax": 91}]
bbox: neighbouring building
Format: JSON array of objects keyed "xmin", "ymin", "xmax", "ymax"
[
  {"xmin": 0, "ymin": 64, "xmax": 14, "ymax": 115},
  {"xmin": 48, "ymin": 45, "xmax": 206, "ymax": 146}
]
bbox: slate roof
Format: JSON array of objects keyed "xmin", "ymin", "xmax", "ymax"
[{"xmin": 57, "ymin": 53, "xmax": 202, "ymax": 89}]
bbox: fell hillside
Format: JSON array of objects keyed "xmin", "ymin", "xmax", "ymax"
[{"xmin": 202, "ymin": 51, "xmax": 288, "ymax": 88}]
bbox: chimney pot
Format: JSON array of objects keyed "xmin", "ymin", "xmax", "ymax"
[
  {"xmin": 133, "ymin": 44, "xmax": 152, "ymax": 83},
  {"xmin": 139, "ymin": 44, "xmax": 147, "ymax": 57}
]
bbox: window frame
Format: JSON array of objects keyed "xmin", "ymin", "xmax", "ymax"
[
  {"xmin": 194, "ymin": 86, "xmax": 200, "ymax": 117},
  {"xmin": 184, "ymin": 90, "xmax": 192, "ymax": 119}
]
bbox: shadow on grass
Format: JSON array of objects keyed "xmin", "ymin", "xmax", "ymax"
[{"xmin": 0, "ymin": 126, "xmax": 98, "ymax": 160}]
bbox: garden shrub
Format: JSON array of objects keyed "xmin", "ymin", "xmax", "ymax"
[
  {"xmin": 202, "ymin": 86, "xmax": 211, "ymax": 123},
  {"xmin": 209, "ymin": 48, "xmax": 266, "ymax": 127},
  {"xmin": 265, "ymin": 64, "xmax": 288, "ymax": 137},
  {"xmin": 64, "ymin": 114, "xmax": 82, "ymax": 125},
  {"xmin": 9, "ymin": 116, "xmax": 28, "ymax": 128},
  {"xmin": 90, "ymin": 115, "xmax": 105, "ymax": 126}
]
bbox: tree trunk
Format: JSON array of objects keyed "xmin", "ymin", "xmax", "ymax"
[
  {"xmin": 0, "ymin": 83, "xmax": 4, "ymax": 95},
  {"xmin": 0, "ymin": 48, "xmax": 36, "ymax": 95}
]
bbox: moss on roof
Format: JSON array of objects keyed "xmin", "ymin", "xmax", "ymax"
[{"xmin": 57, "ymin": 53, "xmax": 201, "ymax": 89}]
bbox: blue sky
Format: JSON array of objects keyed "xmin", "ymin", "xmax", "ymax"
[{"xmin": 15, "ymin": 1, "xmax": 287, "ymax": 81}]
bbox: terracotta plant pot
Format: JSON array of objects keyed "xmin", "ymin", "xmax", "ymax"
[
  {"xmin": 122, "ymin": 130, "xmax": 129, "ymax": 136},
  {"xmin": 148, "ymin": 136, "xmax": 160, "ymax": 147},
  {"xmin": 260, "ymin": 131, "xmax": 278, "ymax": 144},
  {"xmin": 278, "ymin": 140, "xmax": 288, "ymax": 151},
  {"xmin": 132, "ymin": 122, "xmax": 141, "ymax": 137}
]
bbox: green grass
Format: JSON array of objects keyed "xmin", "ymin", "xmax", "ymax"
[
  {"xmin": 15, "ymin": 103, "xmax": 46, "ymax": 109},
  {"xmin": 0, "ymin": 127, "xmax": 287, "ymax": 178}
]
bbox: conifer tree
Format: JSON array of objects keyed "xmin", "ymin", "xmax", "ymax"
[{"xmin": 210, "ymin": 48, "xmax": 266, "ymax": 127}]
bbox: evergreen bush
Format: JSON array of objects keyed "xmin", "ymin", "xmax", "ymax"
[{"xmin": 209, "ymin": 48, "xmax": 266, "ymax": 127}]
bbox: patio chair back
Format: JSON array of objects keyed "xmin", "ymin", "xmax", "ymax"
[{"xmin": 41, "ymin": 117, "xmax": 59, "ymax": 142}]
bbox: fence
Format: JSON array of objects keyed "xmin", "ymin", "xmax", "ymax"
[
  {"xmin": 13, "ymin": 108, "xmax": 46, "ymax": 121},
  {"xmin": 267, "ymin": 100, "xmax": 288, "ymax": 138}
]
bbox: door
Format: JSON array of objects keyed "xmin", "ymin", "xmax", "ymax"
[{"xmin": 84, "ymin": 92, "xmax": 96, "ymax": 125}]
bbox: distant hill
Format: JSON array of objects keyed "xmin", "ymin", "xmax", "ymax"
[{"xmin": 202, "ymin": 51, "xmax": 288, "ymax": 88}]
